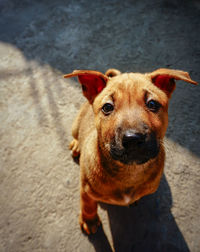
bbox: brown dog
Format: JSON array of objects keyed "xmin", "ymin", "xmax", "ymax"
[{"xmin": 64, "ymin": 68, "xmax": 197, "ymax": 234}]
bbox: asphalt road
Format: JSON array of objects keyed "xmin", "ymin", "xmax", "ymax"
[{"xmin": 0, "ymin": 0, "xmax": 200, "ymax": 251}]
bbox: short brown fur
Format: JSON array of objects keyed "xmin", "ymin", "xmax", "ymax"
[{"xmin": 64, "ymin": 68, "xmax": 197, "ymax": 234}]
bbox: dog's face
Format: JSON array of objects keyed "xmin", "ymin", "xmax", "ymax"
[
  {"xmin": 93, "ymin": 73, "xmax": 169, "ymax": 164},
  {"xmin": 64, "ymin": 68, "xmax": 197, "ymax": 165}
]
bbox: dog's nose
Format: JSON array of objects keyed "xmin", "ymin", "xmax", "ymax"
[{"xmin": 122, "ymin": 130, "xmax": 146, "ymax": 149}]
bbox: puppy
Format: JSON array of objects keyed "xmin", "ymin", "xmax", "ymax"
[{"xmin": 64, "ymin": 68, "xmax": 197, "ymax": 234}]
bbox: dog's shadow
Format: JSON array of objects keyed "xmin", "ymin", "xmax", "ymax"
[{"xmin": 89, "ymin": 175, "xmax": 190, "ymax": 252}]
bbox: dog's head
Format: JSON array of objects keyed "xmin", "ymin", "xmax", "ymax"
[{"xmin": 64, "ymin": 68, "xmax": 197, "ymax": 165}]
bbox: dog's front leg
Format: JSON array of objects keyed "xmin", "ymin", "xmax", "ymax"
[{"xmin": 80, "ymin": 189, "xmax": 101, "ymax": 234}]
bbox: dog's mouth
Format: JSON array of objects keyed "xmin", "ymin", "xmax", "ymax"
[{"xmin": 110, "ymin": 132, "xmax": 160, "ymax": 165}]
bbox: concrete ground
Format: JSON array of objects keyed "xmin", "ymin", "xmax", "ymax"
[{"xmin": 0, "ymin": 0, "xmax": 200, "ymax": 251}]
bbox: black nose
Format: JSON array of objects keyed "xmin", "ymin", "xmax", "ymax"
[{"xmin": 122, "ymin": 130, "xmax": 146, "ymax": 149}]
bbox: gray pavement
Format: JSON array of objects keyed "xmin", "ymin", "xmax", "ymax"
[{"xmin": 0, "ymin": 0, "xmax": 200, "ymax": 251}]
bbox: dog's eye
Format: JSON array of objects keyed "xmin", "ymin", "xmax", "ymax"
[
  {"xmin": 146, "ymin": 100, "xmax": 161, "ymax": 112},
  {"xmin": 102, "ymin": 103, "xmax": 114, "ymax": 115}
]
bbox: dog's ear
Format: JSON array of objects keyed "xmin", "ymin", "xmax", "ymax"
[
  {"xmin": 149, "ymin": 68, "xmax": 198, "ymax": 97},
  {"xmin": 64, "ymin": 70, "xmax": 108, "ymax": 103},
  {"xmin": 105, "ymin": 68, "xmax": 121, "ymax": 78}
]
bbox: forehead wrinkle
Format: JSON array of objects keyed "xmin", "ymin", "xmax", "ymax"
[
  {"xmin": 126, "ymin": 77, "xmax": 133, "ymax": 105},
  {"xmin": 108, "ymin": 73, "xmax": 144, "ymax": 106},
  {"xmin": 115, "ymin": 76, "xmax": 140, "ymax": 106},
  {"xmin": 143, "ymin": 89, "xmax": 159, "ymax": 99},
  {"xmin": 126, "ymin": 75, "xmax": 139, "ymax": 105}
]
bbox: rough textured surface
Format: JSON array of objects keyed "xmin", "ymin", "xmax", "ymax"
[{"xmin": 0, "ymin": 0, "xmax": 200, "ymax": 251}]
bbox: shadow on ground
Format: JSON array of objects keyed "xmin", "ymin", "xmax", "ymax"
[{"xmin": 88, "ymin": 175, "xmax": 189, "ymax": 252}]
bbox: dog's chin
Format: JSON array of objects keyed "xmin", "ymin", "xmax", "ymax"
[
  {"xmin": 110, "ymin": 144, "xmax": 160, "ymax": 165},
  {"xmin": 110, "ymin": 151, "xmax": 156, "ymax": 165}
]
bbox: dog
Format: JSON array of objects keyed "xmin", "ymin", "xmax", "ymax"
[{"xmin": 64, "ymin": 68, "xmax": 197, "ymax": 234}]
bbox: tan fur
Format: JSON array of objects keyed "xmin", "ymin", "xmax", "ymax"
[{"xmin": 64, "ymin": 68, "xmax": 197, "ymax": 234}]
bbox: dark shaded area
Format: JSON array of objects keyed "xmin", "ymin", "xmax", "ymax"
[
  {"xmin": 88, "ymin": 226, "xmax": 113, "ymax": 252},
  {"xmin": 88, "ymin": 175, "xmax": 189, "ymax": 252}
]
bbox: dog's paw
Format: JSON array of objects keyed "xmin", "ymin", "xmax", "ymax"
[
  {"xmin": 80, "ymin": 214, "xmax": 101, "ymax": 235},
  {"xmin": 69, "ymin": 139, "xmax": 80, "ymax": 157}
]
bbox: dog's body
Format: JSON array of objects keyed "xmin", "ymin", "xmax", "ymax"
[{"xmin": 64, "ymin": 68, "xmax": 197, "ymax": 234}]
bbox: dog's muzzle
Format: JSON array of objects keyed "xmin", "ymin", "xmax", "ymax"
[{"xmin": 110, "ymin": 129, "xmax": 160, "ymax": 165}]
